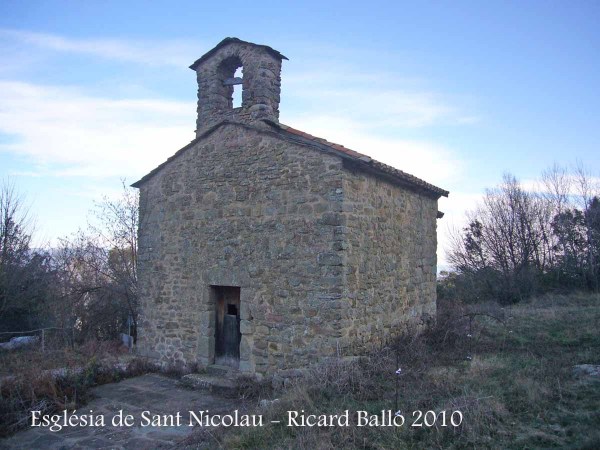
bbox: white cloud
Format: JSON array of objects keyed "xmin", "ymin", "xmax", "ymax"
[
  {"xmin": 0, "ymin": 28, "xmax": 201, "ymax": 67},
  {"xmin": 0, "ymin": 79, "xmax": 468, "ymax": 187},
  {"xmin": 0, "ymin": 81, "xmax": 195, "ymax": 178},
  {"xmin": 0, "ymin": 31, "xmax": 479, "ymax": 258},
  {"xmin": 283, "ymin": 67, "xmax": 478, "ymax": 128},
  {"xmin": 292, "ymin": 90, "xmax": 464, "ymax": 128}
]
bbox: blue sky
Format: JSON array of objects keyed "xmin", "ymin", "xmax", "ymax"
[{"xmin": 1, "ymin": 0, "xmax": 599, "ymax": 264}]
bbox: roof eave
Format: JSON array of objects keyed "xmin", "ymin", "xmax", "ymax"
[
  {"xmin": 189, "ymin": 37, "xmax": 288, "ymax": 71},
  {"xmin": 262, "ymin": 120, "xmax": 449, "ymax": 199}
]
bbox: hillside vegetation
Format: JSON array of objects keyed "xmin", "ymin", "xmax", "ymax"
[{"xmin": 184, "ymin": 293, "xmax": 600, "ymax": 449}]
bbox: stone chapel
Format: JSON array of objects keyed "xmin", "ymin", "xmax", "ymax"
[{"xmin": 132, "ymin": 37, "xmax": 448, "ymax": 378}]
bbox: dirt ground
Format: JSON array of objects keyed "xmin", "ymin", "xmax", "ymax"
[{"xmin": 0, "ymin": 373, "xmax": 242, "ymax": 449}]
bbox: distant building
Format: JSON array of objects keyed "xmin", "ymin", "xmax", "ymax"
[{"xmin": 132, "ymin": 38, "xmax": 448, "ymax": 378}]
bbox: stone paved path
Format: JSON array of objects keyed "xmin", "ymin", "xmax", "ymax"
[{"xmin": 0, "ymin": 373, "xmax": 241, "ymax": 449}]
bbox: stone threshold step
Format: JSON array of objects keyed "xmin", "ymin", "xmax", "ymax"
[
  {"xmin": 206, "ymin": 364, "xmax": 236, "ymax": 377},
  {"xmin": 179, "ymin": 373, "xmax": 238, "ymax": 396}
]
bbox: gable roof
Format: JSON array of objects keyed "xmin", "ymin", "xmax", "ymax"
[
  {"xmin": 131, "ymin": 120, "xmax": 449, "ymax": 198},
  {"xmin": 189, "ymin": 37, "xmax": 288, "ymax": 71}
]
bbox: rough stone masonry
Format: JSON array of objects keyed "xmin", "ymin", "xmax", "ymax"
[{"xmin": 132, "ymin": 37, "xmax": 449, "ymax": 379}]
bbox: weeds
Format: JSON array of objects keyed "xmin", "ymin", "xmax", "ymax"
[
  {"xmin": 0, "ymin": 339, "xmax": 129, "ymax": 377},
  {"xmin": 0, "ymin": 344, "xmax": 158, "ymax": 437},
  {"xmin": 187, "ymin": 293, "xmax": 600, "ymax": 449}
]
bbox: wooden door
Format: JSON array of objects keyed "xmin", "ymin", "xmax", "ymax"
[{"xmin": 214, "ymin": 286, "xmax": 241, "ymax": 366}]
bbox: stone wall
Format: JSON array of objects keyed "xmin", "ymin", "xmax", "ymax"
[
  {"xmin": 339, "ymin": 164, "xmax": 438, "ymax": 352},
  {"xmin": 136, "ymin": 122, "xmax": 439, "ymax": 378},
  {"xmin": 137, "ymin": 123, "xmax": 348, "ymax": 376}
]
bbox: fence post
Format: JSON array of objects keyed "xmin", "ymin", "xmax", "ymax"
[{"xmin": 41, "ymin": 328, "xmax": 45, "ymax": 352}]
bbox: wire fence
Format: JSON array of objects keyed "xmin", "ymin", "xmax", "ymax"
[{"xmin": 0, "ymin": 327, "xmax": 74, "ymax": 352}]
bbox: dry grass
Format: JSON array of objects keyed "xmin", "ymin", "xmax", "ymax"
[
  {"xmin": 183, "ymin": 292, "xmax": 600, "ymax": 449},
  {"xmin": 0, "ymin": 339, "xmax": 132, "ymax": 377},
  {"xmin": 0, "ymin": 341, "xmax": 157, "ymax": 437}
]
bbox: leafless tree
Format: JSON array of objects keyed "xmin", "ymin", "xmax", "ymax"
[
  {"xmin": 58, "ymin": 182, "xmax": 140, "ymax": 342},
  {"xmin": 446, "ymin": 164, "xmax": 600, "ymax": 303},
  {"xmin": 0, "ymin": 180, "xmax": 56, "ymax": 331}
]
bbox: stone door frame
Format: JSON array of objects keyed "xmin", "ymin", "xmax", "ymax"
[{"xmin": 196, "ymin": 268, "xmax": 255, "ymax": 374}]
